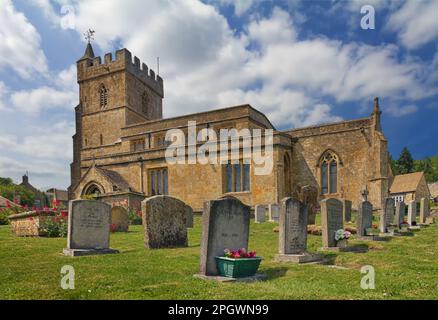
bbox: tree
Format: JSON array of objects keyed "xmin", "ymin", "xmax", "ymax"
[
  {"xmin": 0, "ymin": 177, "xmax": 13, "ymax": 186},
  {"xmin": 397, "ymin": 147, "xmax": 414, "ymax": 174}
]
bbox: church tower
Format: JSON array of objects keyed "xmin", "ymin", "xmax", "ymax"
[{"xmin": 69, "ymin": 42, "xmax": 164, "ymax": 195}]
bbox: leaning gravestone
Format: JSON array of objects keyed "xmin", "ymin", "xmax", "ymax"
[
  {"xmin": 199, "ymin": 197, "xmax": 250, "ymax": 276},
  {"xmin": 407, "ymin": 200, "xmax": 417, "ymax": 226},
  {"xmin": 419, "ymin": 198, "xmax": 430, "ymax": 224},
  {"xmin": 268, "ymin": 204, "xmax": 280, "ymax": 222},
  {"xmin": 357, "ymin": 200, "xmax": 373, "ymax": 237},
  {"xmin": 321, "ymin": 198, "xmax": 343, "ymax": 248},
  {"xmin": 380, "ymin": 198, "xmax": 395, "ymax": 233},
  {"xmin": 276, "ymin": 198, "xmax": 321, "ymax": 263},
  {"xmin": 254, "ymin": 205, "xmax": 266, "ymax": 223},
  {"xmin": 394, "ymin": 202, "xmax": 406, "ymax": 228},
  {"xmin": 142, "ymin": 195, "xmax": 189, "ymax": 249},
  {"xmin": 342, "ymin": 200, "xmax": 352, "ymax": 222},
  {"xmin": 63, "ymin": 200, "xmax": 119, "ymax": 256},
  {"xmin": 111, "ymin": 206, "xmax": 129, "ymax": 232}
]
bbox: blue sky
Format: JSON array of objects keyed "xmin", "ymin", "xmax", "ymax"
[{"xmin": 0, "ymin": 0, "xmax": 437, "ymax": 190}]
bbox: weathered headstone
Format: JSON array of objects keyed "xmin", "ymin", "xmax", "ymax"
[
  {"xmin": 199, "ymin": 197, "xmax": 250, "ymax": 276},
  {"xmin": 111, "ymin": 206, "xmax": 129, "ymax": 232},
  {"xmin": 357, "ymin": 200, "xmax": 373, "ymax": 237},
  {"xmin": 275, "ymin": 198, "xmax": 321, "ymax": 263},
  {"xmin": 254, "ymin": 205, "xmax": 266, "ymax": 223},
  {"xmin": 268, "ymin": 204, "xmax": 280, "ymax": 222},
  {"xmin": 380, "ymin": 198, "xmax": 395, "ymax": 233},
  {"xmin": 420, "ymin": 198, "xmax": 430, "ymax": 224},
  {"xmin": 394, "ymin": 202, "xmax": 406, "ymax": 228},
  {"xmin": 63, "ymin": 200, "xmax": 118, "ymax": 256},
  {"xmin": 407, "ymin": 200, "xmax": 417, "ymax": 226},
  {"xmin": 142, "ymin": 195, "xmax": 188, "ymax": 249},
  {"xmin": 185, "ymin": 205, "xmax": 194, "ymax": 228},
  {"xmin": 342, "ymin": 200, "xmax": 352, "ymax": 222},
  {"xmin": 321, "ymin": 198, "xmax": 343, "ymax": 248}
]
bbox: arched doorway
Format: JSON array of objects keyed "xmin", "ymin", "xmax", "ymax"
[
  {"xmin": 83, "ymin": 183, "xmax": 104, "ymax": 197},
  {"xmin": 284, "ymin": 154, "xmax": 291, "ymax": 197}
]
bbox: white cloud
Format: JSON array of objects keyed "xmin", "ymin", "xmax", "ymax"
[
  {"xmin": 386, "ymin": 104, "xmax": 418, "ymax": 117},
  {"xmin": 219, "ymin": 0, "xmax": 255, "ymax": 16},
  {"xmin": 0, "ymin": 0, "xmax": 48, "ymax": 78},
  {"xmin": 387, "ymin": 0, "xmax": 438, "ymax": 49},
  {"xmin": 0, "ymin": 82, "xmax": 8, "ymax": 110}
]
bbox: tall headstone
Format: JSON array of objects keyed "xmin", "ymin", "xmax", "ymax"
[
  {"xmin": 420, "ymin": 198, "xmax": 430, "ymax": 224},
  {"xmin": 111, "ymin": 206, "xmax": 129, "ymax": 232},
  {"xmin": 342, "ymin": 200, "xmax": 352, "ymax": 222},
  {"xmin": 276, "ymin": 198, "xmax": 322, "ymax": 263},
  {"xmin": 357, "ymin": 200, "xmax": 373, "ymax": 237},
  {"xmin": 380, "ymin": 198, "xmax": 395, "ymax": 233},
  {"xmin": 142, "ymin": 195, "xmax": 189, "ymax": 249},
  {"xmin": 394, "ymin": 202, "xmax": 406, "ymax": 228},
  {"xmin": 321, "ymin": 198, "xmax": 343, "ymax": 248},
  {"xmin": 199, "ymin": 197, "xmax": 250, "ymax": 276},
  {"xmin": 63, "ymin": 200, "xmax": 118, "ymax": 256},
  {"xmin": 185, "ymin": 205, "xmax": 194, "ymax": 228},
  {"xmin": 268, "ymin": 204, "xmax": 280, "ymax": 222},
  {"xmin": 407, "ymin": 200, "xmax": 417, "ymax": 226},
  {"xmin": 254, "ymin": 205, "xmax": 266, "ymax": 223}
]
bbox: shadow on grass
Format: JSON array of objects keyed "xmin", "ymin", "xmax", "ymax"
[
  {"xmin": 262, "ymin": 267, "xmax": 289, "ymax": 280},
  {"xmin": 320, "ymin": 253, "xmax": 337, "ymax": 265}
]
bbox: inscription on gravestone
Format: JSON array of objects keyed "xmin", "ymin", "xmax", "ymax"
[
  {"xmin": 199, "ymin": 197, "xmax": 250, "ymax": 276},
  {"xmin": 279, "ymin": 198, "xmax": 308, "ymax": 254},
  {"xmin": 321, "ymin": 199, "xmax": 343, "ymax": 248},
  {"xmin": 357, "ymin": 201, "xmax": 373, "ymax": 237}
]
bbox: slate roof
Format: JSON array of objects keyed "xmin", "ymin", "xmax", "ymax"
[
  {"xmin": 96, "ymin": 167, "xmax": 131, "ymax": 191},
  {"xmin": 390, "ymin": 172, "xmax": 425, "ymax": 194}
]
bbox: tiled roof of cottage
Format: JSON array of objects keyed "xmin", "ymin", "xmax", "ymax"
[{"xmin": 390, "ymin": 172, "xmax": 425, "ymax": 194}]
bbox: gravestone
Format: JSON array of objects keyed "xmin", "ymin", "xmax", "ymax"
[
  {"xmin": 357, "ymin": 200, "xmax": 373, "ymax": 237},
  {"xmin": 394, "ymin": 202, "xmax": 406, "ymax": 228},
  {"xmin": 111, "ymin": 206, "xmax": 129, "ymax": 232},
  {"xmin": 407, "ymin": 200, "xmax": 417, "ymax": 226},
  {"xmin": 63, "ymin": 200, "xmax": 118, "ymax": 256},
  {"xmin": 342, "ymin": 200, "xmax": 352, "ymax": 222},
  {"xmin": 380, "ymin": 198, "xmax": 395, "ymax": 233},
  {"xmin": 254, "ymin": 205, "xmax": 266, "ymax": 223},
  {"xmin": 142, "ymin": 195, "xmax": 188, "ymax": 249},
  {"xmin": 275, "ymin": 198, "xmax": 321, "ymax": 263},
  {"xmin": 321, "ymin": 198, "xmax": 343, "ymax": 248},
  {"xmin": 419, "ymin": 198, "xmax": 430, "ymax": 224},
  {"xmin": 199, "ymin": 197, "xmax": 250, "ymax": 276},
  {"xmin": 268, "ymin": 204, "xmax": 280, "ymax": 222},
  {"xmin": 185, "ymin": 205, "xmax": 194, "ymax": 228}
]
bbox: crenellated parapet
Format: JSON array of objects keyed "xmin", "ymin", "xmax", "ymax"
[{"xmin": 77, "ymin": 48, "xmax": 164, "ymax": 97}]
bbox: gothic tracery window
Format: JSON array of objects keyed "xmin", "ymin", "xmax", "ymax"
[
  {"xmin": 320, "ymin": 151, "xmax": 339, "ymax": 195},
  {"xmin": 99, "ymin": 85, "xmax": 108, "ymax": 108}
]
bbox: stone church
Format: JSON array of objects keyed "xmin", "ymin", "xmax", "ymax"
[{"xmin": 69, "ymin": 43, "xmax": 393, "ymax": 213}]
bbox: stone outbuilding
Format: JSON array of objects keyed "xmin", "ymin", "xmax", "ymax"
[{"xmin": 390, "ymin": 172, "xmax": 430, "ymax": 204}]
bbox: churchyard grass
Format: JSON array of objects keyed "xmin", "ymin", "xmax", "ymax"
[{"xmin": 0, "ymin": 215, "xmax": 437, "ymax": 300}]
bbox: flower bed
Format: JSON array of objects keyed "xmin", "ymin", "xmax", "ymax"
[{"xmin": 8, "ymin": 208, "xmax": 68, "ymax": 237}]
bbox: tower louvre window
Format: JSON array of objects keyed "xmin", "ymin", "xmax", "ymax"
[{"xmin": 99, "ymin": 85, "xmax": 108, "ymax": 108}]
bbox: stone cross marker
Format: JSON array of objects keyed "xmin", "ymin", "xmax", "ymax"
[
  {"xmin": 278, "ymin": 198, "xmax": 308, "ymax": 254},
  {"xmin": 142, "ymin": 195, "xmax": 189, "ymax": 249},
  {"xmin": 394, "ymin": 201, "xmax": 406, "ymax": 228},
  {"xmin": 321, "ymin": 198, "xmax": 343, "ymax": 248},
  {"xmin": 342, "ymin": 200, "xmax": 352, "ymax": 222},
  {"xmin": 268, "ymin": 203, "xmax": 280, "ymax": 222},
  {"xmin": 420, "ymin": 198, "xmax": 430, "ymax": 224},
  {"xmin": 255, "ymin": 205, "xmax": 266, "ymax": 223},
  {"xmin": 111, "ymin": 206, "xmax": 129, "ymax": 232},
  {"xmin": 380, "ymin": 198, "xmax": 395, "ymax": 233},
  {"xmin": 199, "ymin": 197, "xmax": 250, "ymax": 276},
  {"xmin": 407, "ymin": 200, "xmax": 417, "ymax": 226},
  {"xmin": 357, "ymin": 200, "xmax": 373, "ymax": 237},
  {"xmin": 63, "ymin": 200, "xmax": 118, "ymax": 256}
]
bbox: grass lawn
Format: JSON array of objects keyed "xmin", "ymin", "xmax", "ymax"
[{"xmin": 1, "ymin": 215, "xmax": 437, "ymax": 300}]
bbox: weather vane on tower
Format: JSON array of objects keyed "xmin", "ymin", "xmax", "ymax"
[{"xmin": 84, "ymin": 29, "xmax": 95, "ymax": 44}]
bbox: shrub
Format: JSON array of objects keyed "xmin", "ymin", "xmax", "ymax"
[
  {"xmin": 38, "ymin": 210, "xmax": 68, "ymax": 238},
  {"xmin": 128, "ymin": 209, "xmax": 142, "ymax": 225},
  {"xmin": 0, "ymin": 206, "xmax": 26, "ymax": 225}
]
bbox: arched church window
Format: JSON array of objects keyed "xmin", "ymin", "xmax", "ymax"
[
  {"xmin": 320, "ymin": 150, "xmax": 339, "ymax": 195},
  {"xmin": 99, "ymin": 85, "xmax": 108, "ymax": 108},
  {"xmin": 142, "ymin": 91, "xmax": 149, "ymax": 115}
]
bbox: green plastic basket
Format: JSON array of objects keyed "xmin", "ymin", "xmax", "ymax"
[{"xmin": 215, "ymin": 257, "xmax": 262, "ymax": 278}]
